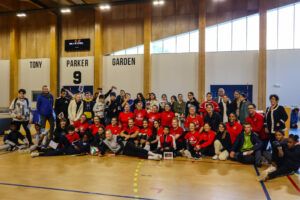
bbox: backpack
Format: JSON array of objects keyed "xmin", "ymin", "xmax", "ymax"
[{"xmin": 13, "ymin": 98, "xmax": 29, "ymax": 109}]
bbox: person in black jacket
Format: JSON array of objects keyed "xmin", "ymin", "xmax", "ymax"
[
  {"xmin": 213, "ymin": 123, "xmax": 232, "ymax": 160},
  {"xmin": 53, "ymin": 118, "xmax": 68, "ymax": 143},
  {"xmin": 204, "ymin": 104, "xmax": 222, "ymax": 132},
  {"xmin": 259, "ymin": 134, "xmax": 300, "ymax": 181},
  {"xmin": 105, "ymin": 92, "xmax": 121, "ymax": 124},
  {"xmin": 54, "ymin": 88, "xmax": 70, "ymax": 125},
  {"xmin": 265, "ymin": 94, "xmax": 288, "ymax": 143},
  {"xmin": 230, "ymin": 122, "xmax": 263, "ymax": 167},
  {"xmin": 218, "ymin": 95, "xmax": 232, "ymax": 123},
  {"xmin": 185, "ymin": 92, "xmax": 199, "ymax": 116}
]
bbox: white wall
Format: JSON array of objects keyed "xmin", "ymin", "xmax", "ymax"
[
  {"xmin": 267, "ymin": 49, "xmax": 300, "ymax": 107},
  {"xmin": 103, "ymin": 55, "xmax": 144, "ymax": 96},
  {"xmin": 151, "ymin": 53, "xmax": 198, "ymax": 99},
  {"xmin": 0, "ymin": 60, "xmax": 10, "ymax": 108},
  {"xmin": 206, "ymin": 51, "xmax": 259, "ymax": 104},
  {"xmin": 19, "ymin": 58, "xmax": 50, "ymax": 103}
]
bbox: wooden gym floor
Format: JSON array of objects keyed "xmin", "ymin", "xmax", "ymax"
[{"xmin": 0, "ymin": 151, "xmax": 299, "ymax": 200}]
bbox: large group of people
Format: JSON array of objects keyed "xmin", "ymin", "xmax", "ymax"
[{"xmin": 1, "ymin": 85, "xmax": 299, "ymax": 182}]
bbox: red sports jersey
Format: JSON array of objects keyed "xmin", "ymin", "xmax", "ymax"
[
  {"xmin": 246, "ymin": 112, "xmax": 268, "ymax": 140},
  {"xmin": 158, "ymin": 134, "xmax": 176, "ymax": 149},
  {"xmin": 198, "ymin": 130, "xmax": 216, "ymax": 148},
  {"xmin": 118, "ymin": 112, "xmax": 134, "ymax": 129},
  {"xmin": 226, "ymin": 121, "xmax": 243, "ymax": 144},
  {"xmin": 73, "ymin": 121, "xmax": 89, "ymax": 133},
  {"xmin": 160, "ymin": 111, "xmax": 175, "ymax": 127},
  {"xmin": 65, "ymin": 132, "xmax": 80, "ymax": 144},
  {"xmin": 170, "ymin": 126, "xmax": 184, "ymax": 142},
  {"xmin": 123, "ymin": 126, "xmax": 140, "ymax": 135},
  {"xmin": 147, "ymin": 112, "xmax": 161, "ymax": 127},
  {"xmin": 106, "ymin": 124, "xmax": 121, "ymax": 135},
  {"xmin": 134, "ymin": 109, "xmax": 148, "ymax": 127},
  {"xmin": 185, "ymin": 131, "xmax": 201, "ymax": 147},
  {"xmin": 184, "ymin": 115, "xmax": 204, "ymax": 131},
  {"xmin": 89, "ymin": 124, "xmax": 104, "ymax": 136},
  {"xmin": 139, "ymin": 128, "xmax": 152, "ymax": 138},
  {"xmin": 199, "ymin": 100, "xmax": 220, "ymax": 114}
]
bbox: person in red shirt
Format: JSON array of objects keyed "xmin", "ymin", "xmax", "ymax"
[
  {"xmin": 199, "ymin": 92, "xmax": 220, "ymax": 115},
  {"xmin": 246, "ymin": 103, "xmax": 268, "ymax": 151},
  {"xmin": 138, "ymin": 119, "xmax": 152, "ymax": 149},
  {"xmin": 73, "ymin": 114, "xmax": 90, "ymax": 137},
  {"xmin": 184, "ymin": 106, "xmax": 204, "ymax": 132},
  {"xmin": 147, "ymin": 105, "xmax": 161, "ymax": 128},
  {"xmin": 198, "ymin": 123, "xmax": 216, "ymax": 156},
  {"xmin": 170, "ymin": 118, "xmax": 185, "ymax": 150},
  {"xmin": 89, "ymin": 116, "xmax": 104, "ymax": 136},
  {"xmin": 184, "ymin": 122, "xmax": 201, "ymax": 159},
  {"xmin": 134, "ymin": 101, "xmax": 148, "ymax": 128},
  {"xmin": 106, "ymin": 117, "xmax": 121, "ymax": 135},
  {"xmin": 226, "ymin": 113, "xmax": 243, "ymax": 144},
  {"xmin": 120, "ymin": 118, "xmax": 139, "ymax": 143},
  {"xmin": 160, "ymin": 104, "xmax": 175, "ymax": 127},
  {"xmin": 65, "ymin": 125, "xmax": 80, "ymax": 144},
  {"xmin": 157, "ymin": 126, "xmax": 176, "ymax": 154},
  {"xmin": 118, "ymin": 104, "xmax": 134, "ymax": 129}
]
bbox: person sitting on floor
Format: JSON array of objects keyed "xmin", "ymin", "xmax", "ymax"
[
  {"xmin": 230, "ymin": 122, "xmax": 263, "ymax": 167},
  {"xmin": 157, "ymin": 126, "xmax": 176, "ymax": 156},
  {"xmin": 99, "ymin": 129, "xmax": 162, "ymax": 160},
  {"xmin": 198, "ymin": 123, "xmax": 216, "ymax": 157},
  {"xmin": 0, "ymin": 122, "xmax": 29, "ymax": 151},
  {"xmin": 259, "ymin": 134, "xmax": 300, "ymax": 181},
  {"xmin": 212, "ymin": 123, "xmax": 232, "ymax": 161}
]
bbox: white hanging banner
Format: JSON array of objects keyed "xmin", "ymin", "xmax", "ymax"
[
  {"xmin": 103, "ymin": 55, "xmax": 144, "ymax": 96},
  {"xmin": 0, "ymin": 60, "xmax": 10, "ymax": 107},
  {"xmin": 19, "ymin": 58, "xmax": 50, "ymax": 102},
  {"xmin": 60, "ymin": 56, "xmax": 94, "ymax": 94}
]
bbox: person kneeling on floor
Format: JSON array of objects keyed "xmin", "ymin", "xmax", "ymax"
[
  {"xmin": 99, "ymin": 130, "xmax": 162, "ymax": 160},
  {"xmin": 0, "ymin": 122, "xmax": 29, "ymax": 151},
  {"xmin": 258, "ymin": 134, "xmax": 300, "ymax": 181},
  {"xmin": 230, "ymin": 122, "xmax": 263, "ymax": 167}
]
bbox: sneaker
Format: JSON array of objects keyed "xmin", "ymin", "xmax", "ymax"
[
  {"xmin": 265, "ymin": 165, "xmax": 277, "ymax": 173},
  {"xmin": 183, "ymin": 150, "xmax": 192, "ymax": 159},
  {"xmin": 30, "ymin": 152, "xmax": 39, "ymax": 158},
  {"xmin": 212, "ymin": 155, "xmax": 219, "ymax": 160},
  {"xmin": 257, "ymin": 173, "xmax": 268, "ymax": 182}
]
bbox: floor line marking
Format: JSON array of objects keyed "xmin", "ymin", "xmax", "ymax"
[
  {"xmin": 253, "ymin": 165, "xmax": 272, "ymax": 200},
  {"xmin": 0, "ymin": 181, "xmax": 157, "ymax": 200},
  {"xmin": 287, "ymin": 175, "xmax": 300, "ymax": 193}
]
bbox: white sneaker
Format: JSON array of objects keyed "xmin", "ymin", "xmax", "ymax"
[
  {"xmin": 212, "ymin": 155, "xmax": 219, "ymax": 160},
  {"xmin": 148, "ymin": 155, "xmax": 160, "ymax": 161},
  {"xmin": 265, "ymin": 165, "xmax": 277, "ymax": 173},
  {"xmin": 157, "ymin": 154, "xmax": 163, "ymax": 159},
  {"xmin": 30, "ymin": 152, "xmax": 39, "ymax": 158}
]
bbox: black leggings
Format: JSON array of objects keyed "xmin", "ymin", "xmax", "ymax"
[
  {"xmin": 123, "ymin": 142, "xmax": 148, "ymax": 159},
  {"xmin": 38, "ymin": 146, "xmax": 82, "ymax": 156},
  {"xmin": 14, "ymin": 121, "xmax": 33, "ymax": 144}
]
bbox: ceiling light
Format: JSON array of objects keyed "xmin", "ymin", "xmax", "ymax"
[
  {"xmin": 16, "ymin": 13, "xmax": 26, "ymax": 17},
  {"xmin": 99, "ymin": 4, "xmax": 111, "ymax": 10},
  {"xmin": 153, "ymin": 0, "xmax": 165, "ymax": 6},
  {"xmin": 60, "ymin": 8, "xmax": 71, "ymax": 14}
]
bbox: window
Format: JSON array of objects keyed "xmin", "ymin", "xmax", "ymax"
[
  {"xmin": 190, "ymin": 30, "xmax": 199, "ymax": 52},
  {"xmin": 151, "ymin": 40, "xmax": 163, "ymax": 54},
  {"xmin": 113, "ymin": 50, "xmax": 126, "ymax": 55},
  {"xmin": 278, "ymin": 5, "xmax": 294, "ymax": 49},
  {"xmin": 125, "ymin": 47, "xmax": 138, "ymax": 55},
  {"xmin": 267, "ymin": 9, "xmax": 278, "ymax": 50},
  {"xmin": 247, "ymin": 14, "xmax": 259, "ymax": 50},
  {"xmin": 176, "ymin": 33, "xmax": 190, "ymax": 53},
  {"xmin": 138, "ymin": 45, "xmax": 144, "ymax": 54},
  {"xmin": 295, "ymin": 3, "xmax": 300, "ymax": 48},
  {"xmin": 163, "ymin": 37, "xmax": 176, "ymax": 53},
  {"xmin": 206, "ymin": 26, "xmax": 217, "ymax": 52},
  {"xmin": 232, "ymin": 18, "xmax": 247, "ymax": 51},
  {"xmin": 217, "ymin": 22, "xmax": 232, "ymax": 51}
]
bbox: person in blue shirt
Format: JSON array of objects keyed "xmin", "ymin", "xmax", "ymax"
[
  {"xmin": 37, "ymin": 85, "xmax": 54, "ymax": 140},
  {"xmin": 290, "ymin": 108, "xmax": 299, "ymax": 129}
]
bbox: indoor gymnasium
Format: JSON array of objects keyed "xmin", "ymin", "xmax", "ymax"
[{"xmin": 0, "ymin": 0, "xmax": 300, "ymax": 200}]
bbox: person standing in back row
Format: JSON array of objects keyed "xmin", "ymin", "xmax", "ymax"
[
  {"xmin": 54, "ymin": 88, "xmax": 70, "ymax": 125},
  {"xmin": 37, "ymin": 85, "xmax": 55, "ymax": 140},
  {"xmin": 9, "ymin": 89, "xmax": 33, "ymax": 145}
]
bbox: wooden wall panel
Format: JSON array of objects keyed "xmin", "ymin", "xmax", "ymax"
[
  {"xmin": 61, "ymin": 9, "xmax": 95, "ymax": 57},
  {"xmin": 0, "ymin": 15, "xmax": 10, "ymax": 59},
  {"xmin": 19, "ymin": 12, "xmax": 51, "ymax": 59}
]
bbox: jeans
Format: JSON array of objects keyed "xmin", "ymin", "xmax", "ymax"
[{"xmin": 40, "ymin": 115, "xmax": 55, "ymax": 140}]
